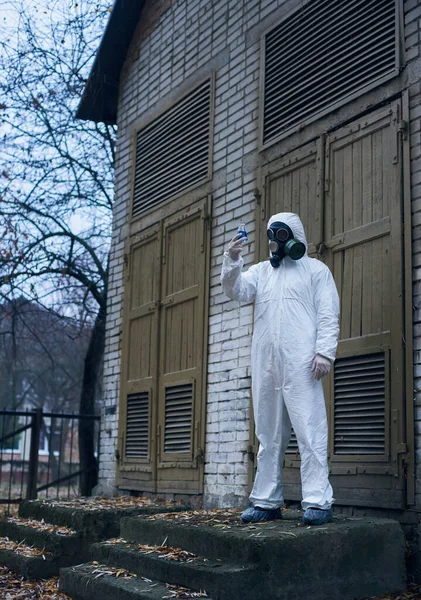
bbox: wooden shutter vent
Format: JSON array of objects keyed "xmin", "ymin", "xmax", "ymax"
[
  {"xmin": 164, "ymin": 384, "xmax": 193, "ymax": 454},
  {"xmin": 286, "ymin": 430, "xmax": 299, "ymax": 455},
  {"xmin": 334, "ymin": 354, "xmax": 385, "ymax": 455},
  {"xmin": 132, "ymin": 81, "xmax": 211, "ymax": 218},
  {"xmin": 125, "ymin": 392, "xmax": 149, "ymax": 459},
  {"xmin": 263, "ymin": 0, "xmax": 398, "ymax": 143}
]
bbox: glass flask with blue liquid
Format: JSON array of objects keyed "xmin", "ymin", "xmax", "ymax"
[{"xmin": 237, "ymin": 222, "xmax": 248, "ymax": 243}]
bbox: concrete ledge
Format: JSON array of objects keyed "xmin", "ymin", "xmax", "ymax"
[
  {"xmin": 19, "ymin": 499, "xmax": 189, "ymax": 540},
  {"xmin": 0, "ymin": 519, "xmax": 88, "ymax": 561},
  {"xmin": 92, "ymin": 541, "xmax": 256, "ymax": 600},
  {"xmin": 0, "ymin": 548, "xmax": 58, "ymax": 580},
  {"xmin": 59, "ymin": 563, "xmax": 214, "ymax": 600}
]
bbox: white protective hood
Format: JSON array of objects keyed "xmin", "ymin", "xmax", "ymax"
[{"xmin": 268, "ymin": 212, "xmax": 308, "ymax": 251}]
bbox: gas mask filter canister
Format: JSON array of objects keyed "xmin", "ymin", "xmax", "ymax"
[{"xmin": 267, "ymin": 221, "xmax": 306, "ymax": 268}]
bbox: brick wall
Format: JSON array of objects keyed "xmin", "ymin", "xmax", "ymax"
[
  {"xmin": 98, "ymin": 0, "xmax": 421, "ymax": 511},
  {"xmin": 97, "ymin": 0, "xmax": 265, "ymax": 503},
  {"xmin": 97, "ymin": 0, "xmax": 286, "ymax": 502}
]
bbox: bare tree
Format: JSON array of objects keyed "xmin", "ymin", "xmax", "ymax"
[
  {"xmin": 0, "ymin": 297, "xmax": 90, "ymax": 413},
  {"xmin": 0, "ymin": 0, "xmax": 114, "ymax": 495}
]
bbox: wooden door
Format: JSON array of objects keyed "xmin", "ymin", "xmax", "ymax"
[
  {"xmin": 324, "ymin": 100, "xmax": 406, "ymax": 508},
  {"xmin": 255, "ymin": 100, "xmax": 410, "ymax": 509},
  {"xmin": 156, "ymin": 200, "xmax": 209, "ymax": 494},
  {"xmin": 117, "ymin": 199, "xmax": 209, "ymax": 495},
  {"xmin": 117, "ymin": 225, "xmax": 161, "ymax": 491}
]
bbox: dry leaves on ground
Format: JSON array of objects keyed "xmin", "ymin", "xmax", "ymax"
[
  {"xmin": 0, "ymin": 537, "xmax": 51, "ymax": 559},
  {"xmin": 104, "ymin": 537, "xmax": 202, "ymax": 562},
  {"xmin": 366, "ymin": 584, "xmax": 421, "ymax": 600},
  {"xmin": 5, "ymin": 517, "xmax": 76, "ymax": 536},
  {"xmin": 31, "ymin": 496, "xmax": 182, "ymax": 511},
  {"xmin": 147, "ymin": 508, "xmax": 243, "ymax": 528},
  {"xmin": 87, "ymin": 563, "xmax": 208, "ymax": 598},
  {"xmin": 89, "ymin": 561, "xmax": 137, "ymax": 580},
  {"xmin": 163, "ymin": 583, "xmax": 208, "ymax": 598},
  {"xmin": 136, "ymin": 544, "xmax": 200, "ymax": 562},
  {"xmin": 0, "ymin": 566, "xmax": 70, "ymax": 599}
]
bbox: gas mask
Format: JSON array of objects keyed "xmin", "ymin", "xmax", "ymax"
[{"xmin": 267, "ymin": 221, "xmax": 306, "ymax": 268}]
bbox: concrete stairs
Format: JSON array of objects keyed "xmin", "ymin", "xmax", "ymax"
[
  {"xmin": 0, "ymin": 514, "xmax": 86, "ymax": 578},
  {"xmin": 60, "ymin": 508, "xmax": 408, "ymax": 600},
  {"xmin": 0, "ymin": 497, "xmax": 188, "ymax": 578}
]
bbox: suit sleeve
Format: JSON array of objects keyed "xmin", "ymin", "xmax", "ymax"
[
  {"xmin": 313, "ymin": 264, "xmax": 340, "ymax": 362},
  {"xmin": 220, "ymin": 252, "xmax": 260, "ymax": 304}
]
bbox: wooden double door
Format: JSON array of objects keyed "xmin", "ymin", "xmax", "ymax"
[
  {"xmin": 253, "ymin": 99, "xmax": 413, "ymax": 509},
  {"xmin": 117, "ymin": 198, "xmax": 209, "ymax": 495}
]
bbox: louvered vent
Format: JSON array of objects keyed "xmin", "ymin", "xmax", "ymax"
[
  {"xmin": 334, "ymin": 354, "xmax": 385, "ymax": 455},
  {"xmin": 125, "ymin": 392, "xmax": 149, "ymax": 459},
  {"xmin": 132, "ymin": 81, "xmax": 211, "ymax": 217},
  {"xmin": 263, "ymin": 0, "xmax": 398, "ymax": 143},
  {"xmin": 164, "ymin": 384, "xmax": 193, "ymax": 454},
  {"xmin": 285, "ymin": 430, "xmax": 299, "ymax": 456}
]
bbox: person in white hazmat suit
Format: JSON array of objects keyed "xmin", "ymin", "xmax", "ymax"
[{"xmin": 221, "ymin": 212, "xmax": 340, "ymax": 526}]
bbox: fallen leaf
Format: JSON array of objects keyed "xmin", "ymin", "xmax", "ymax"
[
  {"xmin": 7, "ymin": 517, "xmax": 76, "ymax": 536},
  {"xmin": 0, "ymin": 536, "xmax": 53, "ymax": 558},
  {"xmin": 0, "ymin": 566, "xmax": 71, "ymax": 599}
]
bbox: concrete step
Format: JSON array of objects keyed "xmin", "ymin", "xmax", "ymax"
[
  {"xmin": 0, "ymin": 516, "xmax": 89, "ymax": 564},
  {"xmin": 90, "ymin": 538, "xmax": 256, "ymax": 600},
  {"xmin": 59, "ymin": 562, "xmax": 214, "ymax": 600},
  {"xmin": 117, "ymin": 509, "xmax": 407, "ymax": 600},
  {"xmin": 0, "ymin": 537, "xmax": 58, "ymax": 579},
  {"xmin": 19, "ymin": 497, "xmax": 189, "ymax": 540}
]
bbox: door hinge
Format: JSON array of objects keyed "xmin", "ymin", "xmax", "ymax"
[
  {"xmin": 398, "ymin": 120, "xmax": 407, "ymax": 139},
  {"xmin": 124, "ymin": 253, "xmax": 130, "ymax": 279},
  {"xmin": 396, "ymin": 442, "xmax": 407, "ymax": 454},
  {"xmin": 194, "ymin": 447, "xmax": 204, "ymax": 464},
  {"xmin": 254, "ymin": 188, "xmax": 262, "ymax": 205},
  {"xmin": 157, "ymin": 424, "xmax": 161, "ymax": 461},
  {"xmin": 316, "ymin": 241, "xmax": 327, "ymax": 260},
  {"xmin": 396, "ymin": 442, "xmax": 409, "ymax": 464},
  {"xmin": 247, "ymin": 444, "xmax": 255, "ymax": 460},
  {"xmin": 324, "ymin": 134, "xmax": 330, "ymax": 192},
  {"xmin": 117, "ymin": 433, "xmax": 124, "ymax": 464}
]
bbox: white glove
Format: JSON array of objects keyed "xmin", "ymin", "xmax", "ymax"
[
  {"xmin": 312, "ymin": 354, "xmax": 331, "ymax": 381},
  {"xmin": 226, "ymin": 233, "xmax": 245, "ymax": 260}
]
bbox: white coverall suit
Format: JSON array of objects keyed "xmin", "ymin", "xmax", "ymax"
[{"xmin": 221, "ymin": 213, "xmax": 340, "ymax": 510}]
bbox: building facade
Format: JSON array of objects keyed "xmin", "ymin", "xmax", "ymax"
[{"xmin": 79, "ymin": 0, "xmax": 421, "ymax": 513}]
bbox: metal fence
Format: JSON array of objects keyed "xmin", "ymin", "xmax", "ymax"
[{"xmin": 0, "ymin": 409, "xmax": 100, "ymax": 512}]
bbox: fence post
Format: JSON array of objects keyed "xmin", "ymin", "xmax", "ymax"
[{"xmin": 26, "ymin": 408, "xmax": 42, "ymax": 500}]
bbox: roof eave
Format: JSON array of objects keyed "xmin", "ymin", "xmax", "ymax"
[{"xmin": 76, "ymin": 0, "xmax": 145, "ymax": 124}]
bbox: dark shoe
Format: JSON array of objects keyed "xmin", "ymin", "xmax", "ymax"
[
  {"xmin": 240, "ymin": 506, "xmax": 283, "ymax": 523},
  {"xmin": 302, "ymin": 507, "xmax": 332, "ymax": 525}
]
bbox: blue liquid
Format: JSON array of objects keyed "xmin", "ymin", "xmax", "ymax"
[{"xmin": 237, "ymin": 228, "xmax": 248, "ymax": 243}]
